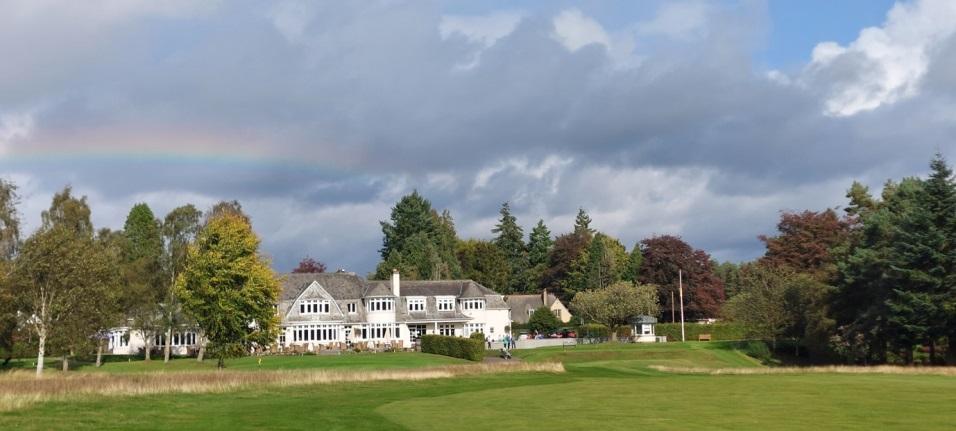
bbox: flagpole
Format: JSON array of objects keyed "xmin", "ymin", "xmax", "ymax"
[{"xmin": 679, "ymin": 269, "xmax": 685, "ymax": 342}]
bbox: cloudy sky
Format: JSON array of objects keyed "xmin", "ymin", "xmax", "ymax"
[{"xmin": 3, "ymin": 0, "xmax": 956, "ymax": 274}]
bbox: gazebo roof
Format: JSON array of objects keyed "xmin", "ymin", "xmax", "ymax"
[{"xmin": 629, "ymin": 315, "xmax": 658, "ymax": 325}]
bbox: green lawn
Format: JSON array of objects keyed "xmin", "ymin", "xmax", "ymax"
[{"xmin": 2, "ymin": 342, "xmax": 954, "ymax": 430}]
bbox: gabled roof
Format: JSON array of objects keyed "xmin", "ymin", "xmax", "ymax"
[{"xmin": 279, "ymin": 272, "xmax": 365, "ymax": 301}]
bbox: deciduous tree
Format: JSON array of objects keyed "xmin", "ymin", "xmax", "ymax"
[
  {"xmin": 292, "ymin": 256, "xmax": 327, "ymax": 273},
  {"xmin": 638, "ymin": 235, "xmax": 724, "ymax": 320},
  {"xmin": 571, "ymin": 281, "xmax": 659, "ymax": 340},
  {"xmin": 175, "ymin": 212, "xmax": 280, "ymax": 368}
]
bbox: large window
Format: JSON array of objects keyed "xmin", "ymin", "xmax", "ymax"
[
  {"xmin": 367, "ymin": 298, "xmax": 394, "ymax": 312},
  {"xmin": 359, "ymin": 323, "xmax": 397, "ymax": 340},
  {"xmin": 437, "ymin": 297, "xmax": 455, "ymax": 311},
  {"xmin": 299, "ymin": 300, "xmax": 330, "ymax": 315},
  {"xmin": 292, "ymin": 324, "xmax": 339, "ymax": 342},
  {"xmin": 464, "ymin": 323, "xmax": 484, "ymax": 337},
  {"xmin": 407, "ymin": 297, "xmax": 426, "ymax": 312},
  {"xmin": 461, "ymin": 299, "xmax": 485, "ymax": 310},
  {"xmin": 438, "ymin": 324, "xmax": 455, "ymax": 336}
]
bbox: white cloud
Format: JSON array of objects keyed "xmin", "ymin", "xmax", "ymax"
[
  {"xmin": 268, "ymin": 1, "xmax": 316, "ymax": 44},
  {"xmin": 637, "ymin": 1, "xmax": 710, "ymax": 40},
  {"xmin": 439, "ymin": 11, "xmax": 524, "ymax": 48},
  {"xmin": 551, "ymin": 9, "xmax": 611, "ymax": 52},
  {"xmin": 808, "ymin": 0, "xmax": 956, "ymax": 116},
  {"xmin": 0, "ymin": 112, "xmax": 34, "ymax": 156}
]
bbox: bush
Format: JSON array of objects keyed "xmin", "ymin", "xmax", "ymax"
[
  {"xmin": 577, "ymin": 323, "xmax": 610, "ymax": 339},
  {"xmin": 528, "ymin": 306, "xmax": 560, "ymax": 334},
  {"xmin": 732, "ymin": 340, "xmax": 774, "ymax": 364},
  {"xmin": 655, "ymin": 323, "xmax": 747, "ymax": 342},
  {"xmin": 420, "ymin": 335, "xmax": 484, "ymax": 361},
  {"xmin": 469, "ymin": 332, "xmax": 485, "ymax": 341}
]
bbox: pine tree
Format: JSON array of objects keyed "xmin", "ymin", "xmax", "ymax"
[
  {"xmin": 573, "ymin": 208, "xmax": 594, "ymax": 238},
  {"xmin": 375, "ymin": 191, "xmax": 461, "ymax": 280},
  {"xmin": 526, "ymin": 220, "xmax": 552, "ymax": 290},
  {"xmin": 492, "ymin": 202, "xmax": 528, "ymax": 293},
  {"xmin": 585, "ymin": 233, "xmax": 628, "ymax": 290},
  {"xmin": 527, "ymin": 220, "xmax": 553, "ymax": 268}
]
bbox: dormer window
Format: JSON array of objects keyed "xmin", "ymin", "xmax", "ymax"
[
  {"xmin": 461, "ymin": 299, "xmax": 485, "ymax": 310},
  {"xmin": 437, "ymin": 297, "xmax": 455, "ymax": 311},
  {"xmin": 407, "ymin": 297, "xmax": 426, "ymax": 312},
  {"xmin": 367, "ymin": 298, "xmax": 394, "ymax": 312},
  {"xmin": 347, "ymin": 303, "xmax": 356, "ymax": 313},
  {"xmin": 299, "ymin": 300, "xmax": 330, "ymax": 315}
]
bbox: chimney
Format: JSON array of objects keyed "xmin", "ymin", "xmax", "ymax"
[
  {"xmin": 391, "ymin": 269, "xmax": 400, "ymax": 297},
  {"xmin": 542, "ymin": 288, "xmax": 548, "ymax": 306}
]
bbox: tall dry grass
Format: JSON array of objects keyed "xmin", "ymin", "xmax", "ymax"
[
  {"xmin": 649, "ymin": 364, "xmax": 956, "ymax": 377},
  {"xmin": 0, "ymin": 361, "xmax": 564, "ymax": 412}
]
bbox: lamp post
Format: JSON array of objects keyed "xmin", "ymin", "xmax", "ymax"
[{"xmin": 679, "ymin": 269, "xmax": 685, "ymax": 342}]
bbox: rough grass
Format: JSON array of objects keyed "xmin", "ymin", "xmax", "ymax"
[
  {"xmin": 649, "ymin": 364, "xmax": 956, "ymax": 376},
  {"xmin": 3, "ymin": 343, "xmax": 956, "ymax": 430},
  {"xmin": 0, "ymin": 362, "xmax": 564, "ymax": 412}
]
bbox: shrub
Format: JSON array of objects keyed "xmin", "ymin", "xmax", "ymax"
[
  {"xmin": 469, "ymin": 332, "xmax": 486, "ymax": 341},
  {"xmin": 528, "ymin": 306, "xmax": 560, "ymax": 334},
  {"xmin": 577, "ymin": 323, "xmax": 610, "ymax": 339},
  {"xmin": 655, "ymin": 323, "xmax": 746, "ymax": 342},
  {"xmin": 732, "ymin": 340, "xmax": 774, "ymax": 364},
  {"xmin": 420, "ymin": 335, "xmax": 484, "ymax": 361}
]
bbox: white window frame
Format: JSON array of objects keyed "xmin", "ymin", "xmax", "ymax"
[
  {"xmin": 438, "ymin": 324, "xmax": 455, "ymax": 336},
  {"xmin": 407, "ymin": 297, "xmax": 426, "ymax": 312},
  {"xmin": 347, "ymin": 303, "xmax": 356, "ymax": 314},
  {"xmin": 464, "ymin": 323, "xmax": 484, "ymax": 337},
  {"xmin": 299, "ymin": 299, "xmax": 330, "ymax": 315},
  {"xmin": 461, "ymin": 299, "xmax": 485, "ymax": 310},
  {"xmin": 366, "ymin": 298, "xmax": 394, "ymax": 312},
  {"xmin": 437, "ymin": 296, "xmax": 455, "ymax": 311}
]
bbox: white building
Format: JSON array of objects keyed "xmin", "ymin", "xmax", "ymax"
[
  {"xmin": 105, "ymin": 325, "xmax": 200, "ymax": 356},
  {"xmin": 106, "ymin": 270, "xmax": 512, "ymax": 355},
  {"xmin": 277, "ymin": 270, "xmax": 511, "ymax": 350}
]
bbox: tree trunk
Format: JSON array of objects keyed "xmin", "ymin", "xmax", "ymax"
[
  {"xmin": 144, "ymin": 333, "xmax": 152, "ymax": 361},
  {"xmin": 61, "ymin": 355, "xmax": 69, "ymax": 372},
  {"xmin": 794, "ymin": 338, "xmax": 799, "ymax": 357},
  {"xmin": 929, "ymin": 341, "xmax": 937, "ymax": 365},
  {"xmin": 96, "ymin": 340, "xmax": 103, "ymax": 368},
  {"xmin": 217, "ymin": 354, "xmax": 224, "ymax": 369},
  {"xmin": 36, "ymin": 329, "xmax": 46, "ymax": 377},
  {"xmin": 197, "ymin": 332, "xmax": 206, "ymax": 362},
  {"xmin": 164, "ymin": 326, "xmax": 172, "ymax": 363}
]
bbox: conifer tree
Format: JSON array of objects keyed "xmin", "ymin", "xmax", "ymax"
[
  {"xmin": 526, "ymin": 220, "xmax": 552, "ymax": 289},
  {"xmin": 492, "ymin": 202, "xmax": 528, "ymax": 293}
]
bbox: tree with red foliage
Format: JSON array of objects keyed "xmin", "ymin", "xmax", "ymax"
[
  {"xmin": 292, "ymin": 256, "xmax": 327, "ymax": 274},
  {"xmin": 638, "ymin": 235, "xmax": 724, "ymax": 320},
  {"xmin": 758, "ymin": 209, "xmax": 850, "ymax": 278}
]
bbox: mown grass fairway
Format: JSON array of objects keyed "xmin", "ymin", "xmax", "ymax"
[{"xmin": 2, "ymin": 342, "xmax": 954, "ymax": 430}]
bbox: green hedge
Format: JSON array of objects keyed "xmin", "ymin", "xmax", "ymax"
[
  {"xmin": 655, "ymin": 323, "xmax": 747, "ymax": 342},
  {"xmin": 419, "ymin": 335, "xmax": 484, "ymax": 361}
]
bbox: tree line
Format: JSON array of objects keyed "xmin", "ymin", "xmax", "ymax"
[
  {"xmin": 720, "ymin": 154, "xmax": 956, "ymax": 365},
  {"xmin": 370, "ymin": 190, "xmax": 726, "ymax": 322},
  {"xmin": 0, "ymin": 186, "xmax": 280, "ymax": 374}
]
